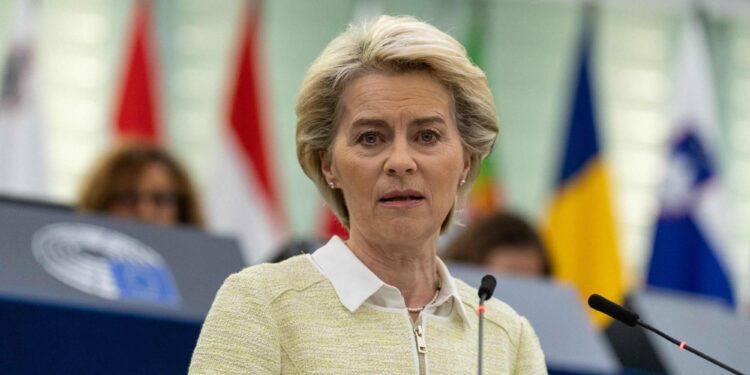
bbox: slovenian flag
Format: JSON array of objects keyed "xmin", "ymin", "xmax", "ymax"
[
  {"xmin": 646, "ymin": 13, "xmax": 734, "ymax": 307},
  {"xmin": 543, "ymin": 25, "xmax": 624, "ymax": 327}
]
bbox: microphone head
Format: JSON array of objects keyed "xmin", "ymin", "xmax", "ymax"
[
  {"xmin": 478, "ymin": 275, "xmax": 497, "ymax": 301},
  {"xmin": 588, "ymin": 294, "xmax": 639, "ymax": 327}
]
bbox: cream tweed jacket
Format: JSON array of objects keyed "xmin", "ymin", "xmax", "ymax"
[{"xmin": 189, "ymin": 255, "xmax": 546, "ymax": 374}]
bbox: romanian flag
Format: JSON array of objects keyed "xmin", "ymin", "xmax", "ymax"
[
  {"xmin": 542, "ymin": 30, "xmax": 624, "ymax": 327},
  {"xmin": 464, "ymin": 0, "xmax": 503, "ymax": 218}
]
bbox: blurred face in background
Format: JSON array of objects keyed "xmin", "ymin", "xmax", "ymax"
[
  {"xmin": 108, "ymin": 161, "xmax": 179, "ymax": 226},
  {"xmin": 484, "ymin": 245, "xmax": 546, "ymax": 276}
]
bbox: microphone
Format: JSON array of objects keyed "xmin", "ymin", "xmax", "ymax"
[
  {"xmin": 588, "ymin": 294, "xmax": 745, "ymax": 375},
  {"xmin": 588, "ymin": 293, "xmax": 639, "ymax": 327},
  {"xmin": 476, "ymin": 275, "xmax": 496, "ymax": 375},
  {"xmin": 478, "ymin": 275, "xmax": 497, "ymax": 302}
]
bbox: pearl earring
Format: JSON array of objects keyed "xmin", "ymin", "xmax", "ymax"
[
  {"xmin": 328, "ymin": 181, "xmax": 335, "ymax": 189},
  {"xmin": 459, "ymin": 178, "xmax": 466, "ymax": 187}
]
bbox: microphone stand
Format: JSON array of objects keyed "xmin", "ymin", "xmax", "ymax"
[
  {"xmin": 476, "ymin": 275, "xmax": 496, "ymax": 375},
  {"xmin": 477, "ymin": 296, "xmax": 487, "ymax": 375}
]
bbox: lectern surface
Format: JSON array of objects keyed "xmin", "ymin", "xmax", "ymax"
[
  {"xmin": 0, "ymin": 201, "xmax": 246, "ymax": 320},
  {"xmin": 448, "ymin": 262, "xmax": 622, "ymax": 375},
  {"xmin": 0, "ymin": 200, "xmax": 247, "ymax": 374},
  {"xmin": 632, "ymin": 290, "xmax": 750, "ymax": 375}
]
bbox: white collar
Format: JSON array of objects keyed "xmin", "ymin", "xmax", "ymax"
[{"xmin": 311, "ymin": 236, "xmax": 469, "ymax": 324}]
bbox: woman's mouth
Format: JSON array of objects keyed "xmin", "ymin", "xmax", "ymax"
[{"xmin": 379, "ymin": 190, "xmax": 425, "ymax": 207}]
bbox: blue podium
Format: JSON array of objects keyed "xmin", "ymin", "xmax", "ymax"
[{"xmin": 0, "ymin": 200, "xmax": 246, "ymax": 374}]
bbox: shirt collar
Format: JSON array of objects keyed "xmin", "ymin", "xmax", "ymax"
[
  {"xmin": 311, "ymin": 236, "xmax": 383, "ymax": 312},
  {"xmin": 311, "ymin": 236, "xmax": 469, "ymax": 325},
  {"xmin": 435, "ymin": 257, "xmax": 470, "ymax": 324}
]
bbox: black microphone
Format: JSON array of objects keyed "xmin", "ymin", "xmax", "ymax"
[
  {"xmin": 588, "ymin": 294, "xmax": 745, "ymax": 375},
  {"xmin": 588, "ymin": 293, "xmax": 639, "ymax": 327},
  {"xmin": 478, "ymin": 275, "xmax": 497, "ymax": 302},
  {"xmin": 477, "ymin": 275, "xmax": 496, "ymax": 375}
]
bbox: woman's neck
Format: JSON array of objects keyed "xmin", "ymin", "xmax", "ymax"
[{"xmin": 345, "ymin": 229, "xmax": 440, "ymax": 310}]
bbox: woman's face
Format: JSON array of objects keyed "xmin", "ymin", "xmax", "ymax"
[
  {"xmin": 109, "ymin": 162, "xmax": 179, "ymax": 226},
  {"xmin": 322, "ymin": 71, "xmax": 469, "ymax": 243}
]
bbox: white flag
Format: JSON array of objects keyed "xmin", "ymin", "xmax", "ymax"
[{"xmin": 0, "ymin": 0, "xmax": 47, "ymax": 198}]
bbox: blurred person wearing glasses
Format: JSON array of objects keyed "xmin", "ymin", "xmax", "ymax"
[{"xmin": 77, "ymin": 141, "xmax": 204, "ymax": 228}]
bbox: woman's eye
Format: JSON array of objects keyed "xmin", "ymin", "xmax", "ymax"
[
  {"xmin": 359, "ymin": 132, "xmax": 379, "ymax": 145},
  {"xmin": 418, "ymin": 130, "xmax": 438, "ymax": 144}
]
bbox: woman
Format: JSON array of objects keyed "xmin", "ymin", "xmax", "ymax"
[
  {"xmin": 190, "ymin": 15, "xmax": 545, "ymax": 374},
  {"xmin": 444, "ymin": 211, "xmax": 553, "ymax": 277},
  {"xmin": 77, "ymin": 141, "xmax": 204, "ymax": 228}
]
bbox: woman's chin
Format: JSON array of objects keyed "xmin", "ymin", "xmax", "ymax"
[{"xmin": 375, "ymin": 217, "xmax": 437, "ymax": 243}]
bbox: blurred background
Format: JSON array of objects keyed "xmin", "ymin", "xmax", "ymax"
[{"xmin": 0, "ymin": 0, "xmax": 748, "ymax": 318}]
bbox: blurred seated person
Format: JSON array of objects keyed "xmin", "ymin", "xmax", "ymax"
[
  {"xmin": 77, "ymin": 141, "xmax": 204, "ymax": 228},
  {"xmin": 443, "ymin": 211, "xmax": 551, "ymax": 277}
]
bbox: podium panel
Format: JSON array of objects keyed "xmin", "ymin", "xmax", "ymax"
[
  {"xmin": 631, "ymin": 290, "xmax": 749, "ymax": 375},
  {"xmin": 447, "ymin": 262, "xmax": 622, "ymax": 375},
  {"xmin": 0, "ymin": 201, "xmax": 246, "ymax": 374}
]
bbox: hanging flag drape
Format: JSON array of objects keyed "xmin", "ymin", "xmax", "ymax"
[
  {"xmin": 542, "ymin": 25, "xmax": 624, "ymax": 327},
  {"xmin": 0, "ymin": 0, "xmax": 47, "ymax": 198},
  {"xmin": 464, "ymin": 0, "xmax": 504, "ymax": 219},
  {"xmin": 114, "ymin": 0, "xmax": 161, "ymax": 141},
  {"xmin": 204, "ymin": 2, "xmax": 286, "ymax": 263},
  {"xmin": 646, "ymin": 13, "xmax": 735, "ymax": 307}
]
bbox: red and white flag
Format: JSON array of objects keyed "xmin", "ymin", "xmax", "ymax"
[
  {"xmin": 113, "ymin": 0, "xmax": 161, "ymax": 142},
  {"xmin": 0, "ymin": 0, "xmax": 47, "ymax": 198},
  {"xmin": 205, "ymin": 3, "xmax": 286, "ymax": 263},
  {"xmin": 320, "ymin": 207, "xmax": 348, "ymax": 240}
]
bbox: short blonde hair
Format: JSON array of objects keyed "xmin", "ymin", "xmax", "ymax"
[{"xmin": 296, "ymin": 15, "xmax": 498, "ymax": 232}]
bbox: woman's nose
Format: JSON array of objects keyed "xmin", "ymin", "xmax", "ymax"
[{"xmin": 384, "ymin": 139, "xmax": 416, "ymax": 176}]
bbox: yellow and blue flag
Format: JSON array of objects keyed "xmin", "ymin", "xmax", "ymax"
[{"xmin": 543, "ymin": 30, "xmax": 624, "ymax": 327}]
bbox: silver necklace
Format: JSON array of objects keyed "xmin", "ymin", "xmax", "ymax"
[{"xmin": 406, "ymin": 277, "xmax": 442, "ymax": 313}]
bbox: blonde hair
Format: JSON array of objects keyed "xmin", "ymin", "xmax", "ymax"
[{"xmin": 296, "ymin": 15, "xmax": 498, "ymax": 232}]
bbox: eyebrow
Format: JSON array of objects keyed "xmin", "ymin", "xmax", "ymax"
[
  {"xmin": 350, "ymin": 116, "xmax": 447, "ymax": 129},
  {"xmin": 350, "ymin": 118, "xmax": 389, "ymax": 129},
  {"xmin": 411, "ymin": 116, "xmax": 447, "ymax": 127}
]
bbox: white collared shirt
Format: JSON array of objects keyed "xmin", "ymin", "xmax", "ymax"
[{"xmin": 311, "ymin": 236, "xmax": 469, "ymax": 324}]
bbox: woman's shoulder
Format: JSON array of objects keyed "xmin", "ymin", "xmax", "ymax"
[
  {"xmin": 224, "ymin": 254, "xmax": 327, "ymax": 302},
  {"xmin": 452, "ymin": 277, "xmax": 530, "ymax": 332}
]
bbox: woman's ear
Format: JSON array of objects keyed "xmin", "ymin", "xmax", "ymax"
[
  {"xmin": 319, "ymin": 150, "xmax": 335, "ymax": 184},
  {"xmin": 462, "ymin": 154, "xmax": 471, "ymax": 180}
]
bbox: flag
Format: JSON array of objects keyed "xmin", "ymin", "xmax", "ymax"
[
  {"xmin": 0, "ymin": 0, "xmax": 47, "ymax": 198},
  {"xmin": 113, "ymin": 0, "xmax": 161, "ymax": 141},
  {"xmin": 542, "ymin": 28, "xmax": 624, "ymax": 326},
  {"xmin": 205, "ymin": 2, "xmax": 286, "ymax": 263},
  {"xmin": 464, "ymin": 0, "xmax": 504, "ymax": 219},
  {"xmin": 320, "ymin": 206, "xmax": 348, "ymax": 240},
  {"xmin": 646, "ymin": 13, "xmax": 734, "ymax": 307}
]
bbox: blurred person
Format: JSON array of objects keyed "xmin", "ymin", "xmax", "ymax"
[
  {"xmin": 444, "ymin": 211, "xmax": 552, "ymax": 277},
  {"xmin": 190, "ymin": 15, "xmax": 545, "ymax": 374},
  {"xmin": 77, "ymin": 140, "xmax": 204, "ymax": 228}
]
